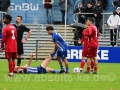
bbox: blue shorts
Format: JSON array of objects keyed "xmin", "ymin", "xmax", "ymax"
[
  {"xmin": 37, "ymin": 66, "xmax": 47, "ymax": 74},
  {"xmin": 50, "ymin": 49, "xmax": 67, "ymax": 59},
  {"xmin": 57, "ymin": 49, "xmax": 67, "ymax": 59}
]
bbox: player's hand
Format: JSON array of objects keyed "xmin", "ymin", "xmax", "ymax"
[
  {"xmin": 21, "ymin": 38, "xmax": 26, "ymax": 43},
  {"xmin": 78, "ymin": 12, "xmax": 81, "ymax": 14},
  {"xmin": 78, "ymin": 40, "xmax": 81, "ymax": 44},
  {"xmin": 29, "ymin": 53, "xmax": 34, "ymax": 58},
  {"xmin": 94, "ymin": 14, "xmax": 97, "ymax": 17},
  {"xmin": 51, "ymin": 50, "xmax": 55, "ymax": 54},
  {"xmin": 0, "ymin": 48, "xmax": 3, "ymax": 53}
]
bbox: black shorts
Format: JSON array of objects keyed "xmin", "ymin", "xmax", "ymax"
[{"xmin": 17, "ymin": 41, "xmax": 24, "ymax": 55}]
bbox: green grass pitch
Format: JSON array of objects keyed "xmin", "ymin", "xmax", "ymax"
[{"xmin": 0, "ymin": 60, "xmax": 120, "ymax": 90}]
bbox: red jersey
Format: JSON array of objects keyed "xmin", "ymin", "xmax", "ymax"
[
  {"xmin": 81, "ymin": 29, "xmax": 89, "ymax": 51},
  {"xmin": 88, "ymin": 24, "xmax": 99, "ymax": 47},
  {"xmin": 87, "ymin": 24, "xmax": 99, "ymax": 57},
  {"xmin": 2, "ymin": 24, "xmax": 17, "ymax": 52},
  {"xmin": 80, "ymin": 29, "xmax": 89, "ymax": 57}
]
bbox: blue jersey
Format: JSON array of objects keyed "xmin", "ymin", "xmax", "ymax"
[{"xmin": 52, "ymin": 31, "xmax": 67, "ymax": 51}]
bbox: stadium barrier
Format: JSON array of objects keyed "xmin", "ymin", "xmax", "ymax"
[{"xmin": 67, "ymin": 46, "xmax": 120, "ymax": 63}]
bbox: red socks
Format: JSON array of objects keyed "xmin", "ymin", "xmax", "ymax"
[
  {"xmin": 94, "ymin": 67, "xmax": 98, "ymax": 72},
  {"xmin": 91, "ymin": 61, "xmax": 94, "ymax": 69},
  {"xmin": 8, "ymin": 61, "xmax": 13, "ymax": 73},
  {"xmin": 86, "ymin": 67, "xmax": 90, "ymax": 72},
  {"xmin": 80, "ymin": 60, "xmax": 85, "ymax": 69},
  {"xmin": 12, "ymin": 60, "xmax": 15, "ymax": 71}
]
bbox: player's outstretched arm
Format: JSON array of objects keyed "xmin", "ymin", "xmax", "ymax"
[{"xmin": 24, "ymin": 54, "xmax": 34, "ymax": 67}]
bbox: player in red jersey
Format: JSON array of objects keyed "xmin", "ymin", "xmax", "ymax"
[
  {"xmin": 78, "ymin": 24, "xmax": 89, "ymax": 72},
  {"xmin": 0, "ymin": 14, "xmax": 17, "ymax": 77},
  {"xmin": 85, "ymin": 18, "xmax": 99, "ymax": 74},
  {"xmin": 78, "ymin": 24, "xmax": 95, "ymax": 72}
]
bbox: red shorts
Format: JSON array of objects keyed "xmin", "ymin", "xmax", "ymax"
[
  {"xmin": 82, "ymin": 49, "xmax": 88, "ymax": 57},
  {"xmin": 87, "ymin": 46, "xmax": 98, "ymax": 58},
  {"xmin": 5, "ymin": 52, "xmax": 17, "ymax": 59}
]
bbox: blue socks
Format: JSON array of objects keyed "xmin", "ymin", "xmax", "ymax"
[{"xmin": 53, "ymin": 70, "xmax": 60, "ymax": 73}]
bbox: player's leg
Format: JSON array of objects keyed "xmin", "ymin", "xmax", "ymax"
[
  {"xmin": 63, "ymin": 57, "xmax": 69, "ymax": 73},
  {"xmin": 93, "ymin": 57, "xmax": 98, "ymax": 74},
  {"xmin": 91, "ymin": 47, "xmax": 98, "ymax": 74},
  {"xmin": 46, "ymin": 67, "xmax": 59, "ymax": 73},
  {"xmin": 6, "ymin": 52, "xmax": 14, "ymax": 77},
  {"xmin": 57, "ymin": 56, "xmax": 65, "ymax": 73},
  {"xmin": 90, "ymin": 58, "xmax": 94, "ymax": 72},
  {"xmin": 8, "ymin": 58, "xmax": 14, "ymax": 77},
  {"xmin": 84, "ymin": 57, "xmax": 91, "ymax": 74},
  {"xmin": 80, "ymin": 57, "xmax": 85, "ymax": 72},
  {"xmin": 17, "ymin": 41, "xmax": 23, "ymax": 66},
  {"xmin": 41, "ymin": 55, "xmax": 52, "ymax": 68},
  {"xmin": 80, "ymin": 50, "xmax": 86, "ymax": 72},
  {"xmin": 12, "ymin": 52, "xmax": 17, "ymax": 72},
  {"xmin": 60, "ymin": 49, "xmax": 69, "ymax": 73}
]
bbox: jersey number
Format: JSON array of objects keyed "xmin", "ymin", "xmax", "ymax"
[{"xmin": 12, "ymin": 30, "xmax": 15, "ymax": 39}]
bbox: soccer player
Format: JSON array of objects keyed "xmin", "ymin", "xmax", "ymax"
[
  {"xmin": 0, "ymin": 14, "xmax": 17, "ymax": 77},
  {"xmin": 78, "ymin": 24, "xmax": 89, "ymax": 72},
  {"xmin": 46, "ymin": 26, "xmax": 69, "ymax": 73},
  {"xmin": 13, "ymin": 16, "xmax": 32, "ymax": 66},
  {"xmin": 14, "ymin": 54, "xmax": 59, "ymax": 74},
  {"xmin": 85, "ymin": 18, "xmax": 99, "ymax": 74},
  {"xmin": 78, "ymin": 24, "xmax": 94, "ymax": 72}
]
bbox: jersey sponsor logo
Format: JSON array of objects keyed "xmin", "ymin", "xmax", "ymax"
[
  {"xmin": 67, "ymin": 49, "xmax": 109, "ymax": 60},
  {"xmin": 8, "ymin": 3, "xmax": 39, "ymax": 11}
]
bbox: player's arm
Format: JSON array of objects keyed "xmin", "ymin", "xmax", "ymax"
[
  {"xmin": 25, "ymin": 30, "xmax": 32, "ymax": 40},
  {"xmin": 54, "ymin": 42, "xmax": 58, "ymax": 51},
  {"xmin": 78, "ymin": 32, "xmax": 84, "ymax": 44},
  {"xmin": 22, "ymin": 26, "xmax": 32, "ymax": 43},
  {"xmin": 52, "ymin": 37, "xmax": 58, "ymax": 53}
]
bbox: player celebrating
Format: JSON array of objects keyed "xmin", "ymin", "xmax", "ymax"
[
  {"xmin": 0, "ymin": 14, "xmax": 17, "ymax": 77},
  {"xmin": 13, "ymin": 16, "xmax": 32, "ymax": 66},
  {"xmin": 14, "ymin": 54, "xmax": 59, "ymax": 74},
  {"xmin": 85, "ymin": 18, "xmax": 99, "ymax": 74},
  {"xmin": 46, "ymin": 26, "xmax": 69, "ymax": 73}
]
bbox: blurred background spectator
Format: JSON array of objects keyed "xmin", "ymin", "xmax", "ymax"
[
  {"xmin": 98, "ymin": 0, "xmax": 108, "ymax": 24},
  {"xmin": 74, "ymin": 3, "xmax": 85, "ymax": 24},
  {"xmin": 84, "ymin": 3, "xmax": 94, "ymax": 21},
  {"xmin": 74, "ymin": 3, "xmax": 85, "ymax": 46},
  {"xmin": 112, "ymin": 0, "xmax": 120, "ymax": 9},
  {"xmin": 82, "ymin": 0, "xmax": 96, "ymax": 8},
  {"xmin": 94, "ymin": 1, "xmax": 103, "ymax": 33},
  {"xmin": 43, "ymin": 0, "xmax": 54, "ymax": 24},
  {"xmin": 58, "ymin": 0, "xmax": 71, "ymax": 24}
]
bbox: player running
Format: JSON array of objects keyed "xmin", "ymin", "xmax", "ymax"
[
  {"xmin": 0, "ymin": 14, "xmax": 17, "ymax": 77},
  {"xmin": 14, "ymin": 54, "xmax": 59, "ymax": 74},
  {"xmin": 46, "ymin": 26, "xmax": 69, "ymax": 73}
]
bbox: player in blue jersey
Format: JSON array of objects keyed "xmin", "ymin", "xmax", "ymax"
[
  {"xmin": 46, "ymin": 26, "xmax": 69, "ymax": 73},
  {"xmin": 14, "ymin": 54, "xmax": 59, "ymax": 74}
]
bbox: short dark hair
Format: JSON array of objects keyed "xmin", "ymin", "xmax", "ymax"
[
  {"xmin": 97, "ymin": 1, "xmax": 101, "ymax": 4},
  {"xmin": 3, "ymin": 14, "xmax": 12, "ymax": 22},
  {"xmin": 87, "ymin": 18, "xmax": 94, "ymax": 23},
  {"xmin": 46, "ymin": 26, "xmax": 54, "ymax": 31},
  {"xmin": 113, "ymin": 11, "xmax": 117, "ymax": 15},
  {"xmin": 17, "ymin": 15, "xmax": 22, "ymax": 20}
]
